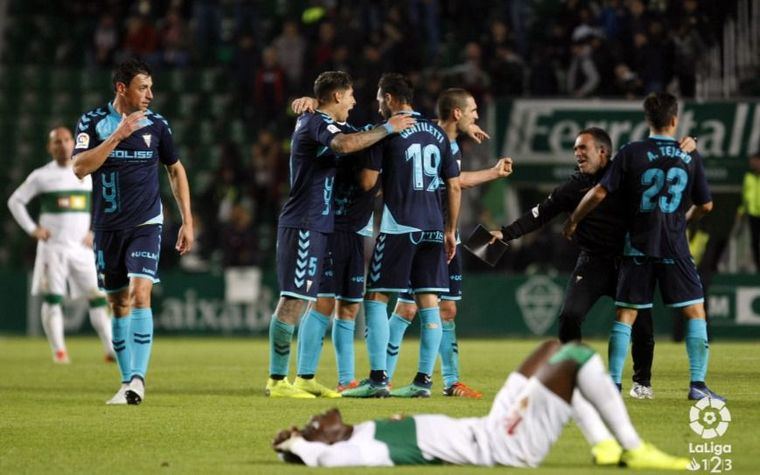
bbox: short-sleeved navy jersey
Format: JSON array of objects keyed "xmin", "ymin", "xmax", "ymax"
[
  {"xmin": 600, "ymin": 135, "xmax": 711, "ymax": 258},
  {"xmin": 278, "ymin": 111, "xmax": 352, "ymax": 232},
  {"xmin": 334, "ymin": 149, "xmax": 376, "ymax": 235},
  {"xmin": 366, "ymin": 112, "xmax": 460, "ymax": 233},
  {"xmin": 72, "ymin": 103, "xmax": 178, "ymax": 231}
]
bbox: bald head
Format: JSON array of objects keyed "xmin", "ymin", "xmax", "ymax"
[{"xmin": 48, "ymin": 127, "xmax": 74, "ymax": 166}]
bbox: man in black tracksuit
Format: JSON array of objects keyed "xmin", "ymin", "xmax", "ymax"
[{"xmin": 490, "ymin": 127, "xmax": 694, "ymax": 398}]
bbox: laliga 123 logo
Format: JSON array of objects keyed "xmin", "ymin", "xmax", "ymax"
[
  {"xmin": 687, "ymin": 397, "xmax": 733, "ymax": 472},
  {"xmin": 689, "ymin": 397, "xmax": 731, "ymax": 439}
]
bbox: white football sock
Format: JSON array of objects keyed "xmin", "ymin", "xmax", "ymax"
[
  {"xmin": 576, "ymin": 354, "xmax": 641, "ymax": 450},
  {"xmin": 572, "ymin": 389, "xmax": 614, "ymax": 445},
  {"xmin": 41, "ymin": 302, "xmax": 66, "ymax": 352},
  {"xmin": 89, "ymin": 305, "xmax": 114, "ymax": 356}
]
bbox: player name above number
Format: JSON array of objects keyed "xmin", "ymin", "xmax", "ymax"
[{"xmin": 399, "ymin": 122, "xmax": 445, "ymax": 143}]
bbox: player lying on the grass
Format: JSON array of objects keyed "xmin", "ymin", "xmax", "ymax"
[{"xmin": 272, "ymin": 340, "xmax": 689, "ymax": 470}]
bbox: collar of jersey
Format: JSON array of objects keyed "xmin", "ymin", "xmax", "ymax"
[
  {"xmin": 648, "ymin": 134, "xmax": 676, "ymax": 141},
  {"xmin": 107, "ymin": 102, "xmax": 153, "ymax": 128},
  {"xmin": 393, "ymin": 110, "xmax": 420, "ymax": 117},
  {"xmin": 107, "ymin": 102, "xmax": 121, "ymax": 118}
]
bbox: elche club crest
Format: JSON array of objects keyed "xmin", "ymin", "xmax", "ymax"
[{"xmin": 515, "ymin": 276, "xmax": 563, "ymax": 335}]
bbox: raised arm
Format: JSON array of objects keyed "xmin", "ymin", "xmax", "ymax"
[
  {"xmin": 460, "ymin": 157, "xmax": 512, "ymax": 189},
  {"xmin": 490, "ymin": 180, "xmax": 579, "ymax": 242},
  {"xmin": 72, "ymin": 111, "xmax": 146, "ymax": 178},
  {"xmin": 165, "ymin": 161, "xmax": 194, "ymax": 255},
  {"xmin": 330, "ymin": 114, "xmax": 415, "ymax": 155}
]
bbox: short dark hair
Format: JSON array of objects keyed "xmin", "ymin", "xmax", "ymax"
[
  {"xmin": 436, "ymin": 88, "xmax": 472, "ymax": 120},
  {"xmin": 578, "ymin": 127, "xmax": 612, "ymax": 156},
  {"xmin": 313, "ymin": 71, "xmax": 353, "ymax": 103},
  {"xmin": 112, "ymin": 58, "xmax": 151, "ymax": 91},
  {"xmin": 378, "ymin": 73, "xmax": 414, "ymax": 105},
  {"xmin": 643, "ymin": 92, "xmax": 678, "ymax": 130}
]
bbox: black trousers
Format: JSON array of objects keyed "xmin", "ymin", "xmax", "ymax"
[{"xmin": 558, "ymin": 252, "xmax": 654, "ymax": 386}]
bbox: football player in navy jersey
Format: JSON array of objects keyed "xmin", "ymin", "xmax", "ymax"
[
  {"xmin": 388, "ymin": 89, "xmax": 513, "ymax": 399},
  {"xmin": 266, "ymin": 71, "xmax": 415, "ymax": 399},
  {"xmin": 565, "ymin": 92, "xmax": 724, "ymax": 401},
  {"xmin": 342, "ymin": 74, "xmax": 462, "ymax": 398},
  {"xmin": 72, "ymin": 58, "xmax": 194, "ymax": 405}
]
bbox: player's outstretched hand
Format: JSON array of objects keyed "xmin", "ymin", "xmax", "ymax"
[
  {"xmin": 175, "ymin": 224, "xmax": 194, "ymax": 255},
  {"xmin": 291, "ymin": 97, "xmax": 317, "ymax": 115},
  {"xmin": 494, "ymin": 157, "xmax": 513, "ymax": 177},
  {"xmin": 678, "ymin": 136, "xmax": 697, "ymax": 153},
  {"xmin": 32, "ymin": 226, "xmax": 51, "ymax": 241},
  {"xmin": 386, "ymin": 114, "xmax": 416, "ymax": 133},
  {"xmin": 114, "ymin": 111, "xmax": 146, "ymax": 141},
  {"xmin": 465, "ymin": 124, "xmax": 490, "ymax": 144},
  {"xmin": 562, "ymin": 218, "xmax": 577, "ymax": 240},
  {"xmin": 445, "ymin": 231, "xmax": 457, "ymax": 263}
]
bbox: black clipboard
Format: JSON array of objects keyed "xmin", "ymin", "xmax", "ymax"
[{"xmin": 463, "ymin": 224, "xmax": 509, "ymax": 267}]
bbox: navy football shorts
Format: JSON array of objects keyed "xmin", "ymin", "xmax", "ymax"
[
  {"xmin": 94, "ymin": 224, "xmax": 162, "ymax": 293},
  {"xmin": 398, "ymin": 245, "xmax": 462, "ymax": 303},
  {"xmin": 276, "ymin": 227, "xmax": 329, "ymax": 301},
  {"xmin": 317, "ymin": 231, "xmax": 367, "ymax": 303},
  {"xmin": 615, "ymin": 256, "xmax": 704, "ymax": 309},
  {"xmin": 366, "ymin": 231, "xmax": 448, "ymax": 295}
]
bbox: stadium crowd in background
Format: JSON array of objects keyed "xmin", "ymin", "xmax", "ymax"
[{"xmin": 1, "ymin": 0, "xmax": 738, "ymax": 274}]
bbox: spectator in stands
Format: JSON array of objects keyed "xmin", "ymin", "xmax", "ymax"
[
  {"xmin": 528, "ymin": 44, "xmax": 561, "ymax": 96},
  {"xmin": 487, "ymin": 44, "xmax": 525, "ymax": 97},
  {"xmin": 672, "ymin": 20, "xmax": 705, "ymax": 98},
  {"xmin": 272, "ymin": 20, "xmax": 306, "ymax": 91},
  {"xmin": 221, "ymin": 203, "xmax": 261, "ymax": 267},
  {"xmin": 613, "ymin": 63, "xmax": 643, "ymax": 98},
  {"xmin": 121, "ymin": 14, "xmax": 160, "ymax": 66},
  {"xmin": 93, "ymin": 14, "xmax": 119, "ymax": 67},
  {"xmin": 246, "ymin": 130, "xmax": 284, "ymax": 224},
  {"xmin": 253, "ymin": 47, "xmax": 287, "ymax": 131},
  {"xmin": 567, "ymin": 38, "xmax": 600, "ymax": 97},
  {"xmin": 160, "ymin": 7, "xmax": 190, "ymax": 68},
  {"xmin": 233, "ymin": 32, "xmax": 259, "ymax": 120},
  {"xmin": 445, "ymin": 42, "xmax": 490, "ymax": 105}
]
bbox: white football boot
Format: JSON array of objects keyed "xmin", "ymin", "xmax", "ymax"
[
  {"xmin": 125, "ymin": 377, "xmax": 145, "ymax": 405},
  {"xmin": 106, "ymin": 383, "xmax": 129, "ymax": 405}
]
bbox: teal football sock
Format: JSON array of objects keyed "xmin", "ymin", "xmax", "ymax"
[
  {"xmin": 269, "ymin": 316, "xmax": 294, "ymax": 378},
  {"xmin": 608, "ymin": 321, "xmax": 632, "ymax": 385},
  {"xmin": 111, "ymin": 315, "xmax": 132, "ymax": 383},
  {"xmin": 332, "ymin": 318, "xmax": 356, "ymax": 385},
  {"xmin": 296, "ymin": 309, "xmax": 330, "ymax": 377},
  {"xmin": 364, "ymin": 299, "xmax": 389, "ymax": 371},
  {"xmin": 685, "ymin": 318, "xmax": 709, "ymax": 382},
  {"xmin": 440, "ymin": 320, "xmax": 459, "ymax": 388},
  {"xmin": 386, "ymin": 313, "xmax": 412, "ymax": 381},
  {"xmin": 418, "ymin": 307, "xmax": 442, "ymax": 377},
  {"xmin": 130, "ymin": 308, "xmax": 153, "ymax": 381}
]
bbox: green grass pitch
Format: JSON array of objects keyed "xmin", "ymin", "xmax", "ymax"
[{"xmin": 1, "ymin": 336, "xmax": 758, "ymax": 474}]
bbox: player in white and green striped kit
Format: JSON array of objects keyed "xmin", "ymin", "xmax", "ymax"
[
  {"xmin": 7, "ymin": 126, "xmax": 114, "ymax": 363},
  {"xmin": 274, "ymin": 341, "xmax": 688, "ymax": 470}
]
